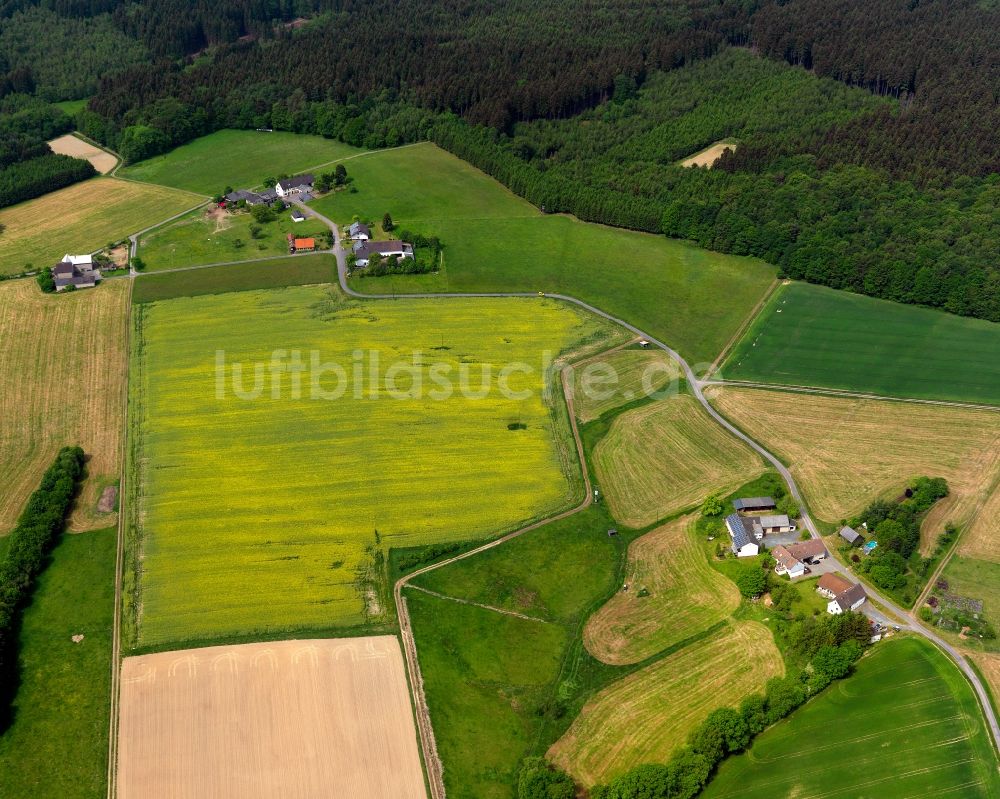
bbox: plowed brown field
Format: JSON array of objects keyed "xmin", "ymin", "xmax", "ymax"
[
  {"xmin": 0, "ymin": 279, "xmax": 127, "ymax": 532},
  {"xmin": 117, "ymin": 637, "xmax": 427, "ymax": 799}
]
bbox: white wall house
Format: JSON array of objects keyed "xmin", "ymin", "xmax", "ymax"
[
  {"xmin": 275, "ymin": 174, "xmax": 314, "ymax": 198},
  {"xmin": 353, "ymin": 240, "xmax": 415, "ymax": 268},
  {"xmin": 725, "ymin": 513, "xmax": 759, "ymax": 557}
]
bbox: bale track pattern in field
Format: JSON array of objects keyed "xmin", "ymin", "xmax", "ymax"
[
  {"xmin": 117, "ymin": 637, "xmax": 426, "ymax": 799},
  {"xmin": 548, "ymin": 621, "xmax": 783, "ymax": 786},
  {"xmin": 707, "ymin": 387, "xmax": 1000, "ymax": 560},
  {"xmin": 583, "ymin": 514, "xmax": 740, "ymax": 665},
  {"xmin": 593, "ymin": 395, "xmax": 765, "ymax": 528},
  {"xmin": 0, "ymin": 279, "xmax": 127, "ymax": 532}
]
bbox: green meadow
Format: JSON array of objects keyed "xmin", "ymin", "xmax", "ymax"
[
  {"xmin": 127, "ymin": 286, "xmax": 614, "ymax": 646},
  {"xmin": 701, "ymin": 636, "xmax": 1000, "ymax": 799},
  {"xmin": 131, "ymin": 254, "xmax": 337, "ymax": 303},
  {"xmin": 310, "ymin": 142, "xmax": 776, "ymax": 364},
  {"xmin": 137, "ymin": 204, "xmax": 329, "ymax": 271},
  {"xmin": 118, "ymin": 129, "xmax": 364, "ymax": 195},
  {"xmin": 722, "ymin": 281, "xmax": 1000, "ymax": 404},
  {"xmin": 0, "ymin": 528, "xmax": 115, "ymax": 799},
  {"xmin": 408, "ymin": 504, "xmax": 623, "ymax": 799}
]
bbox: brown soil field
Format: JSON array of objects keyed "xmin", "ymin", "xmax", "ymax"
[
  {"xmin": 707, "ymin": 387, "xmax": 1000, "ymax": 559},
  {"xmin": 117, "ymin": 637, "xmax": 427, "ymax": 799},
  {"xmin": 48, "ymin": 133, "xmax": 118, "ymax": 174},
  {"xmin": 0, "ymin": 279, "xmax": 128, "ymax": 533},
  {"xmin": 594, "ymin": 395, "xmax": 765, "ymax": 528},
  {"xmin": 570, "ymin": 348, "xmax": 681, "ymax": 423},
  {"xmin": 549, "ymin": 621, "xmax": 783, "ymax": 786},
  {"xmin": 584, "ymin": 514, "xmax": 740, "ymax": 665},
  {"xmin": 679, "ymin": 141, "xmax": 737, "ymax": 168}
]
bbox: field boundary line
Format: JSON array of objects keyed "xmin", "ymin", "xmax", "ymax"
[
  {"xmin": 127, "ymin": 198, "xmax": 214, "ymax": 261},
  {"xmin": 404, "ymin": 584, "xmax": 553, "ymax": 624},
  {"xmin": 703, "ymin": 379, "xmax": 1000, "ymax": 412},
  {"xmin": 708, "ymin": 277, "xmax": 781, "ymax": 377},
  {"xmin": 106, "ymin": 278, "xmax": 132, "ymax": 799},
  {"xmin": 300, "ymin": 140, "xmax": 428, "ymax": 178}
]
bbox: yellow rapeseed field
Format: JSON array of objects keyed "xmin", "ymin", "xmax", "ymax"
[
  {"xmin": 0, "ymin": 279, "xmax": 128, "ymax": 532},
  {"xmin": 707, "ymin": 387, "xmax": 1000, "ymax": 558},
  {"xmin": 127, "ymin": 286, "xmax": 613, "ymax": 646},
  {"xmin": 593, "ymin": 395, "xmax": 765, "ymax": 528},
  {"xmin": 549, "ymin": 621, "xmax": 783, "ymax": 786}
]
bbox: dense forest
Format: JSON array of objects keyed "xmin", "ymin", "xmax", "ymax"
[{"xmin": 1, "ymin": 0, "xmax": 999, "ymax": 319}]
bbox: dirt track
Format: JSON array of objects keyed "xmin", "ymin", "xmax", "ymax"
[{"xmin": 117, "ymin": 637, "xmax": 426, "ymax": 799}]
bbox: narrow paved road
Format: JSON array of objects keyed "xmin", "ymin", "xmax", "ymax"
[{"xmin": 311, "ymin": 202, "xmax": 1000, "ymax": 782}]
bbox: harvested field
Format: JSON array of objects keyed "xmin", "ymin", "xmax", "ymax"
[
  {"xmin": 583, "ymin": 515, "xmax": 740, "ymax": 665},
  {"xmin": 570, "ymin": 347, "xmax": 681, "ymax": 422},
  {"xmin": 0, "ymin": 279, "xmax": 128, "ymax": 533},
  {"xmin": 706, "ymin": 387, "xmax": 1000, "ymax": 558},
  {"xmin": 117, "ymin": 637, "xmax": 426, "ymax": 799},
  {"xmin": 48, "ymin": 133, "xmax": 117, "ymax": 173},
  {"xmin": 973, "ymin": 652, "xmax": 1000, "ymax": 707},
  {"xmin": 0, "ymin": 177, "xmax": 200, "ymax": 275},
  {"xmin": 679, "ymin": 140, "xmax": 737, "ymax": 168},
  {"xmin": 593, "ymin": 395, "xmax": 765, "ymax": 528},
  {"xmin": 548, "ymin": 621, "xmax": 783, "ymax": 786}
]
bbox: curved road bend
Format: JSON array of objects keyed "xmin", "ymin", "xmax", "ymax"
[{"xmin": 295, "ymin": 202, "xmax": 1000, "ymax": 780}]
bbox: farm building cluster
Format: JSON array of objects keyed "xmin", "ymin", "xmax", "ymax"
[
  {"xmin": 726, "ymin": 494, "xmax": 867, "ymax": 615},
  {"xmin": 52, "ymin": 254, "xmax": 101, "ymax": 291},
  {"xmin": 224, "ymin": 174, "xmax": 315, "ymax": 207}
]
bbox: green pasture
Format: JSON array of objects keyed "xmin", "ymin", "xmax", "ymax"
[
  {"xmin": 701, "ymin": 636, "xmax": 1000, "ymax": 798},
  {"xmin": 118, "ymin": 129, "xmax": 364, "ymax": 195},
  {"xmin": 311, "ymin": 142, "xmax": 776, "ymax": 364},
  {"xmin": 407, "ymin": 504, "xmax": 624, "ymax": 799},
  {"xmin": 126, "ymin": 286, "xmax": 612, "ymax": 646},
  {"xmin": 0, "ymin": 528, "xmax": 115, "ymax": 798},
  {"xmin": 935, "ymin": 556, "xmax": 1000, "ymax": 652},
  {"xmin": 131, "ymin": 254, "xmax": 336, "ymax": 303},
  {"xmin": 137, "ymin": 204, "xmax": 329, "ymax": 270},
  {"xmin": 53, "ymin": 98, "xmax": 88, "ymax": 116},
  {"xmin": 722, "ymin": 282, "xmax": 1000, "ymax": 405}
]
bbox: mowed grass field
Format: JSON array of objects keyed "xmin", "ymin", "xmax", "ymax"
[
  {"xmin": 407, "ymin": 505, "xmax": 622, "ymax": 799},
  {"xmin": 0, "ymin": 177, "xmax": 200, "ymax": 275},
  {"xmin": 128, "ymin": 286, "xmax": 611, "ymax": 646},
  {"xmin": 132, "ymin": 254, "xmax": 336, "ymax": 303},
  {"xmin": 708, "ymin": 387, "xmax": 1000, "ymax": 557},
  {"xmin": 722, "ymin": 282, "xmax": 1000, "ymax": 405},
  {"xmin": 593, "ymin": 394, "xmax": 765, "ymax": 528},
  {"xmin": 702, "ymin": 637, "xmax": 1000, "ymax": 798},
  {"xmin": 137, "ymin": 204, "xmax": 329, "ymax": 270},
  {"xmin": 570, "ymin": 347, "xmax": 681, "ymax": 423},
  {"xmin": 310, "ymin": 142, "xmax": 776, "ymax": 364},
  {"xmin": 118, "ymin": 129, "xmax": 365, "ymax": 195},
  {"xmin": 548, "ymin": 621, "xmax": 784, "ymax": 786},
  {"xmin": 0, "ymin": 279, "xmax": 128, "ymax": 533},
  {"xmin": 583, "ymin": 515, "xmax": 740, "ymax": 665},
  {"xmin": 0, "ymin": 528, "xmax": 115, "ymax": 799}
]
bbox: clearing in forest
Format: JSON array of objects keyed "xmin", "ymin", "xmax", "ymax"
[
  {"xmin": 48, "ymin": 133, "xmax": 117, "ymax": 173},
  {"xmin": 0, "ymin": 279, "xmax": 128, "ymax": 533},
  {"xmin": 128, "ymin": 286, "xmax": 614, "ymax": 645},
  {"xmin": 701, "ymin": 637, "xmax": 1000, "ymax": 798},
  {"xmin": 593, "ymin": 394, "xmax": 765, "ymax": 528},
  {"xmin": 116, "ymin": 637, "xmax": 426, "ymax": 799},
  {"xmin": 548, "ymin": 621, "xmax": 783, "ymax": 786},
  {"xmin": 309, "ymin": 141, "xmax": 776, "ymax": 364},
  {"xmin": 0, "ymin": 177, "xmax": 200, "ymax": 275},
  {"xmin": 583, "ymin": 515, "xmax": 740, "ymax": 665},
  {"xmin": 118, "ymin": 129, "xmax": 365, "ymax": 195},
  {"xmin": 679, "ymin": 139, "xmax": 738, "ymax": 168},
  {"xmin": 721, "ymin": 281, "xmax": 1000, "ymax": 406},
  {"xmin": 707, "ymin": 386, "xmax": 1000, "ymax": 558}
]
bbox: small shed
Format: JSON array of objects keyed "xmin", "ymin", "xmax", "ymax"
[
  {"xmin": 291, "ymin": 209, "xmax": 305, "ymax": 222},
  {"xmin": 732, "ymin": 496, "xmax": 777, "ymax": 512},
  {"xmin": 839, "ymin": 526, "xmax": 862, "ymax": 546}
]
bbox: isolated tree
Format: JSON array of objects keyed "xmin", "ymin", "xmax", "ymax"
[
  {"xmin": 700, "ymin": 492, "xmax": 724, "ymax": 517},
  {"xmin": 334, "ymin": 163, "xmax": 347, "ymax": 185},
  {"xmin": 131, "ymin": 256, "xmax": 146, "ymax": 271},
  {"xmin": 735, "ymin": 565, "xmax": 766, "ymax": 598},
  {"xmin": 382, "ymin": 212, "xmax": 394, "ymax": 231}
]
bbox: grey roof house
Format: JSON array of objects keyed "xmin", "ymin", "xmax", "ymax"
[
  {"xmin": 840, "ymin": 526, "xmax": 862, "ymax": 545},
  {"xmin": 352, "ymin": 240, "xmax": 414, "ymax": 267},
  {"xmin": 732, "ymin": 496, "xmax": 777, "ymax": 512},
  {"xmin": 52, "ymin": 256, "xmax": 100, "ymax": 291},
  {"xmin": 275, "ymin": 174, "xmax": 314, "ymax": 197}
]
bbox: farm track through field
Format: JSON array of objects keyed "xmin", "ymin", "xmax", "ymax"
[
  {"xmin": 404, "ymin": 584, "xmax": 553, "ymax": 624},
  {"xmin": 99, "ymin": 192, "xmax": 999, "ymax": 797}
]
